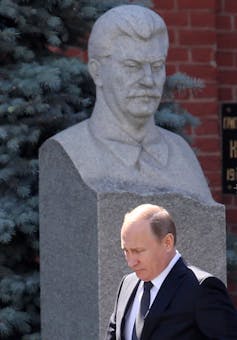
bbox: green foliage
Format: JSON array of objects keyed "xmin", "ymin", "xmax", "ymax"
[
  {"xmin": 0, "ymin": 0, "xmax": 153, "ymax": 337},
  {"xmin": 0, "ymin": 307, "xmax": 31, "ymax": 338},
  {"xmin": 155, "ymin": 72, "xmax": 203, "ymax": 141}
]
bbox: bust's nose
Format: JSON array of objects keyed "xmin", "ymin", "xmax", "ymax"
[{"xmin": 141, "ymin": 64, "xmax": 154, "ymax": 87}]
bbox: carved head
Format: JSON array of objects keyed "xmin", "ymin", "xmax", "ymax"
[{"xmin": 88, "ymin": 5, "xmax": 169, "ymax": 128}]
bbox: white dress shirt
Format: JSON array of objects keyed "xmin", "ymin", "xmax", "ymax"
[{"xmin": 124, "ymin": 251, "xmax": 181, "ymax": 340}]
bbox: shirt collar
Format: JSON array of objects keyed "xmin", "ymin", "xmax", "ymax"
[
  {"xmin": 88, "ymin": 109, "xmax": 168, "ymax": 167},
  {"xmin": 151, "ymin": 250, "xmax": 181, "ymax": 289}
]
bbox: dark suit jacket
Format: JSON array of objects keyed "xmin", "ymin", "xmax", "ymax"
[{"xmin": 105, "ymin": 258, "xmax": 237, "ymax": 339}]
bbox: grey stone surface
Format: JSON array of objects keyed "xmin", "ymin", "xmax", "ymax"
[
  {"xmin": 47, "ymin": 4, "xmax": 214, "ymax": 204},
  {"xmin": 40, "ymin": 139, "xmax": 226, "ymax": 340},
  {"xmin": 39, "ymin": 5, "xmax": 226, "ymax": 340},
  {"xmin": 40, "ymin": 140, "xmax": 99, "ymax": 339}
]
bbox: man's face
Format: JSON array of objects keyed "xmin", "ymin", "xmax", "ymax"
[
  {"xmin": 121, "ymin": 218, "xmax": 172, "ymax": 282},
  {"xmin": 98, "ymin": 35, "xmax": 167, "ymax": 127}
]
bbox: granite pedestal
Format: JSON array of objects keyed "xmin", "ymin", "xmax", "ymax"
[{"xmin": 39, "ymin": 139, "xmax": 226, "ymax": 340}]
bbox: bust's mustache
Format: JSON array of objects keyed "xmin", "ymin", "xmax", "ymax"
[{"xmin": 127, "ymin": 91, "xmax": 162, "ymax": 99}]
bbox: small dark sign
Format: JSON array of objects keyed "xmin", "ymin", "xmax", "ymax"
[{"xmin": 222, "ymin": 103, "xmax": 237, "ymax": 194}]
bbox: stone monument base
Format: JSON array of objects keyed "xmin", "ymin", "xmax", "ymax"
[{"xmin": 40, "ymin": 143, "xmax": 225, "ymax": 340}]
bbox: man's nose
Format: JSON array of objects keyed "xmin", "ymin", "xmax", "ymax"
[
  {"xmin": 141, "ymin": 64, "xmax": 154, "ymax": 87},
  {"xmin": 126, "ymin": 255, "xmax": 138, "ymax": 268}
]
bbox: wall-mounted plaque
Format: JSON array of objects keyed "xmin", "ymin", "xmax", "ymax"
[{"xmin": 222, "ymin": 103, "xmax": 237, "ymax": 194}]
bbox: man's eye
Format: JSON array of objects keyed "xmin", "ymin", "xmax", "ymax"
[{"xmin": 133, "ymin": 249, "xmax": 143, "ymax": 254}]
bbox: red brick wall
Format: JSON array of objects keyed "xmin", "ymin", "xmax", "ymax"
[
  {"xmin": 153, "ymin": 0, "xmax": 220, "ymax": 198},
  {"xmin": 153, "ymin": 0, "xmax": 237, "ymax": 304},
  {"xmin": 217, "ymin": 0, "xmax": 237, "ymax": 304},
  {"xmin": 217, "ymin": 0, "xmax": 237, "ymax": 233}
]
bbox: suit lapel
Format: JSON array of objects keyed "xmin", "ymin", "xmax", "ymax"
[
  {"xmin": 116, "ymin": 273, "xmax": 140, "ymax": 340},
  {"xmin": 141, "ymin": 258, "xmax": 188, "ymax": 339}
]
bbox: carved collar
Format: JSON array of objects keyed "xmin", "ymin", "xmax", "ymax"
[{"xmin": 88, "ymin": 110, "xmax": 169, "ymax": 168}]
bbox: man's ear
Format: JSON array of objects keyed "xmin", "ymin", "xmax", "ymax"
[
  {"xmin": 163, "ymin": 233, "xmax": 175, "ymax": 251},
  {"xmin": 88, "ymin": 59, "xmax": 103, "ymax": 87}
]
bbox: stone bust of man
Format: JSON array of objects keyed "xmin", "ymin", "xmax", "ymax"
[{"xmin": 52, "ymin": 4, "xmax": 214, "ymax": 203}]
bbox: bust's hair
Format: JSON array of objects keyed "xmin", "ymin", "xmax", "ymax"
[
  {"xmin": 88, "ymin": 5, "xmax": 169, "ymax": 60},
  {"xmin": 124, "ymin": 204, "xmax": 176, "ymax": 245}
]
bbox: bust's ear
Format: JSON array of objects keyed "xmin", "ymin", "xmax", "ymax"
[{"xmin": 88, "ymin": 59, "xmax": 103, "ymax": 87}]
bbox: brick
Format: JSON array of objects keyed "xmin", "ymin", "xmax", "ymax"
[
  {"xmin": 219, "ymin": 87, "xmax": 233, "ymax": 101},
  {"xmin": 199, "ymin": 175, "xmax": 220, "ymax": 194},
  {"xmin": 211, "ymin": 184, "xmax": 222, "ymax": 193},
  {"xmin": 193, "ymin": 136, "xmax": 221, "ymax": 152},
  {"xmin": 167, "ymin": 47, "xmax": 189, "ymax": 61},
  {"xmin": 191, "ymin": 47, "xmax": 216, "ymax": 63},
  {"xmin": 166, "ymin": 64, "xmax": 177, "ymax": 75},
  {"xmin": 180, "ymin": 102, "xmax": 218, "ymax": 116},
  {"xmin": 167, "ymin": 28, "xmax": 176, "ymax": 44},
  {"xmin": 206, "ymin": 171, "xmax": 222, "ymax": 187},
  {"xmin": 48, "ymin": 45, "xmax": 88, "ymax": 62},
  {"xmin": 235, "ymin": 16, "xmax": 237, "ymax": 30},
  {"xmin": 183, "ymin": 126, "xmax": 193, "ymax": 137},
  {"xmin": 177, "ymin": 0, "xmax": 217, "ymax": 10},
  {"xmin": 195, "ymin": 118, "xmax": 220, "ymax": 135},
  {"xmin": 198, "ymin": 154, "xmax": 222, "ymax": 171},
  {"xmin": 219, "ymin": 70, "xmax": 237, "ymax": 85},
  {"xmin": 179, "ymin": 64, "xmax": 217, "ymax": 81},
  {"xmin": 217, "ymin": 15, "xmax": 232, "ymax": 30},
  {"xmin": 232, "ymin": 196, "xmax": 237, "ymax": 205},
  {"xmin": 229, "ymin": 293, "xmax": 237, "ymax": 308},
  {"xmin": 174, "ymin": 90, "xmax": 190, "ymax": 100},
  {"xmin": 226, "ymin": 208, "xmax": 237, "ymax": 223},
  {"xmin": 229, "ymin": 223, "xmax": 237, "ymax": 233},
  {"xmin": 210, "ymin": 190, "xmax": 222, "ymax": 202},
  {"xmin": 177, "ymin": 84, "xmax": 212, "ymax": 101},
  {"xmin": 194, "ymin": 83, "xmax": 218, "ymax": 99},
  {"xmin": 218, "ymin": 33, "xmax": 237, "ymax": 49},
  {"xmin": 179, "ymin": 30, "xmax": 216, "ymax": 46},
  {"xmin": 66, "ymin": 47, "xmax": 88, "ymax": 61},
  {"xmin": 190, "ymin": 12, "xmax": 216, "ymax": 28},
  {"xmin": 153, "ymin": 0, "xmax": 175, "ymax": 10},
  {"xmin": 229, "ymin": 222, "xmax": 237, "ymax": 233},
  {"xmin": 228, "ymin": 277, "xmax": 237, "ymax": 294},
  {"xmin": 162, "ymin": 12, "xmax": 188, "ymax": 27},
  {"xmin": 216, "ymin": 0, "xmax": 224, "ymax": 12},
  {"xmin": 223, "ymin": 195, "xmax": 235, "ymax": 206},
  {"xmin": 216, "ymin": 51, "xmax": 234, "ymax": 67},
  {"xmin": 224, "ymin": 0, "xmax": 237, "ymax": 12},
  {"xmin": 212, "ymin": 191, "xmax": 223, "ymax": 203}
]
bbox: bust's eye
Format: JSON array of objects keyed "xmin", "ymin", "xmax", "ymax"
[
  {"xmin": 151, "ymin": 62, "xmax": 164, "ymax": 71},
  {"xmin": 124, "ymin": 61, "xmax": 140, "ymax": 69}
]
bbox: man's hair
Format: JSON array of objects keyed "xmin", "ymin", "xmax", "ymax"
[
  {"xmin": 123, "ymin": 204, "xmax": 176, "ymax": 245},
  {"xmin": 149, "ymin": 208, "xmax": 177, "ymax": 245},
  {"xmin": 88, "ymin": 5, "xmax": 169, "ymax": 60}
]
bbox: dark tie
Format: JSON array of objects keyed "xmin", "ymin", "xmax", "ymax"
[{"xmin": 132, "ymin": 281, "xmax": 153, "ymax": 340}]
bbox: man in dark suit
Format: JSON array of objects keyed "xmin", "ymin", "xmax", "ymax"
[{"xmin": 105, "ymin": 204, "xmax": 237, "ymax": 339}]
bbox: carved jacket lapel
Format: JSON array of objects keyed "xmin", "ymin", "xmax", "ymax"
[{"xmin": 141, "ymin": 258, "xmax": 188, "ymax": 339}]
